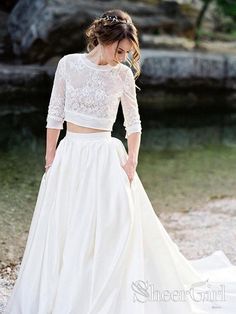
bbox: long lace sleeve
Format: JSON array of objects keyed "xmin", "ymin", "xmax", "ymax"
[
  {"xmin": 46, "ymin": 56, "xmax": 66, "ymax": 129},
  {"xmin": 120, "ymin": 67, "xmax": 142, "ymax": 139}
]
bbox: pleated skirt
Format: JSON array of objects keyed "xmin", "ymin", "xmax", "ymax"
[{"xmin": 4, "ymin": 131, "xmax": 236, "ymax": 314}]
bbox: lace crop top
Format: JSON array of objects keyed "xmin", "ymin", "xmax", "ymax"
[{"xmin": 45, "ymin": 52, "xmax": 142, "ymax": 139}]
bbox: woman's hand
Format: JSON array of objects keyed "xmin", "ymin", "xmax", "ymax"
[
  {"xmin": 45, "ymin": 153, "xmax": 55, "ymax": 173},
  {"xmin": 122, "ymin": 157, "xmax": 138, "ymax": 184}
]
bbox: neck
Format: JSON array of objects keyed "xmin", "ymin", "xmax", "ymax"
[{"xmin": 88, "ymin": 45, "xmax": 108, "ymax": 66}]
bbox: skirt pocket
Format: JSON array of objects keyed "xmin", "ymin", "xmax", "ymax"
[{"xmin": 120, "ymin": 164, "xmax": 133, "ymax": 188}]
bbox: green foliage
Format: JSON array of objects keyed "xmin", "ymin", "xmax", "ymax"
[
  {"xmin": 195, "ymin": 0, "xmax": 236, "ymax": 46},
  {"xmin": 200, "ymin": 0, "xmax": 236, "ymax": 17},
  {"xmin": 216, "ymin": 0, "xmax": 236, "ymax": 17}
]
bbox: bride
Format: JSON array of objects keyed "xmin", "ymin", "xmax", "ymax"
[{"xmin": 4, "ymin": 8, "xmax": 236, "ymax": 314}]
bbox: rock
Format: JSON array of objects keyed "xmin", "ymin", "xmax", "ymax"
[
  {"xmin": 141, "ymin": 34, "xmax": 195, "ymax": 50},
  {"xmin": 157, "ymin": 0, "xmax": 193, "ymax": 36},
  {"xmin": 7, "ymin": 0, "xmax": 194, "ymax": 63},
  {"xmin": 140, "ymin": 49, "xmax": 236, "ymax": 89},
  {"xmin": 0, "ymin": 62, "xmax": 52, "ymax": 97},
  {"xmin": 1, "ymin": 49, "xmax": 236, "ymax": 100},
  {"xmin": 1, "ymin": 0, "xmax": 231, "ymax": 64}
]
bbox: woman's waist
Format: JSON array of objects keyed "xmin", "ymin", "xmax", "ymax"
[
  {"xmin": 65, "ymin": 128, "xmax": 112, "ymax": 141},
  {"xmin": 66, "ymin": 121, "xmax": 110, "ymax": 134}
]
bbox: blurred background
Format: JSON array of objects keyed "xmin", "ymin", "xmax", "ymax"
[{"xmin": 0, "ymin": 0, "xmax": 236, "ymax": 310}]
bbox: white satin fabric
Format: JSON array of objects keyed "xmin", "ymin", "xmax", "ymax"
[{"xmin": 4, "ymin": 131, "xmax": 236, "ymax": 314}]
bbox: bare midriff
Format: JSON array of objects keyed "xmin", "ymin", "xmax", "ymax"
[{"xmin": 66, "ymin": 121, "xmax": 109, "ymax": 133}]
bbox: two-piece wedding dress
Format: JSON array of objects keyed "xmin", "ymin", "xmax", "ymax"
[{"xmin": 4, "ymin": 52, "xmax": 236, "ymax": 313}]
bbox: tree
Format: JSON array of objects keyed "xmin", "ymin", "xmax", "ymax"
[{"xmin": 194, "ymin": 0, "xmax": 236, "ymax": 48}]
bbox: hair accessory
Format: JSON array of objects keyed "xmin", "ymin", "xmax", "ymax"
[
  {"xmin": 99, "ymin": 14, "xmax": 132, "ymax": 25},
  {"xmin": 103, "ymin": 15, "xmax": 119, "ymax": 22}
]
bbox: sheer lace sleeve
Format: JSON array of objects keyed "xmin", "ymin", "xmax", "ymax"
[
  {"xmin": 120, "ymin": 67, "xmax": 142, "ymax": 139},
  {"xmin": 46, "ymin": 56, "xmax": 66, "ymax": 129}
]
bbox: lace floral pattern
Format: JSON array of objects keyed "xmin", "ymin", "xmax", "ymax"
[
  {"xmin": 46, "ymin": 56, "xmax": 66, "ymax": 129},
  {"xmin": 121, "ymin": 67, "xmax": 142, "ymax": 138},
  {"xmin": 46, "ymin": 53, "xmax": 142, "ymax": 137}
]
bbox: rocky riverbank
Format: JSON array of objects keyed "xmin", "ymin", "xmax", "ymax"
[
  {"xmin": 0, "ymin": 0, "xmax": 236, "ymax": 104},
  {"xmin": 1, "ymin": 48, "xmax": 236, "ymax": 99}
]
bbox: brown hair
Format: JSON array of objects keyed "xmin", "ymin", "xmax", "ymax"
[{"xmin": 84, "ymin": 9, "xmax": 141, "ymax": 80}]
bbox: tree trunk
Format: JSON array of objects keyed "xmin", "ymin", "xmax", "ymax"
[{"xmin": 194, "ymin": 0, "xmax": 213, "ymax": 48}]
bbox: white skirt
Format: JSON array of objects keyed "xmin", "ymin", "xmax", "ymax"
[{"xmin": 4, "ymin": 130, "xmax": 236, "ymax": 314}]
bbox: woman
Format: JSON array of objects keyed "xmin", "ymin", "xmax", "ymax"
[{"xmin": 4, "ymin": 9, "xmax": 236, "ymax": 314}]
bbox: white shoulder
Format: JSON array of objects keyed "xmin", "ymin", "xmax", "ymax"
[
  {"xmin": 119, "ymin": 63, "xmax": 130, "ymax": 72},
  {"xmin": 119, "ymin": 64, "xmax": 135, "ymax": 85},
  {"xmin": 118, "ymin": 63, "xmax": 131, "ymax": 80},
  {"xmin": 61, "ymin": 53, "xmax": 82, "ymax": 62}
]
